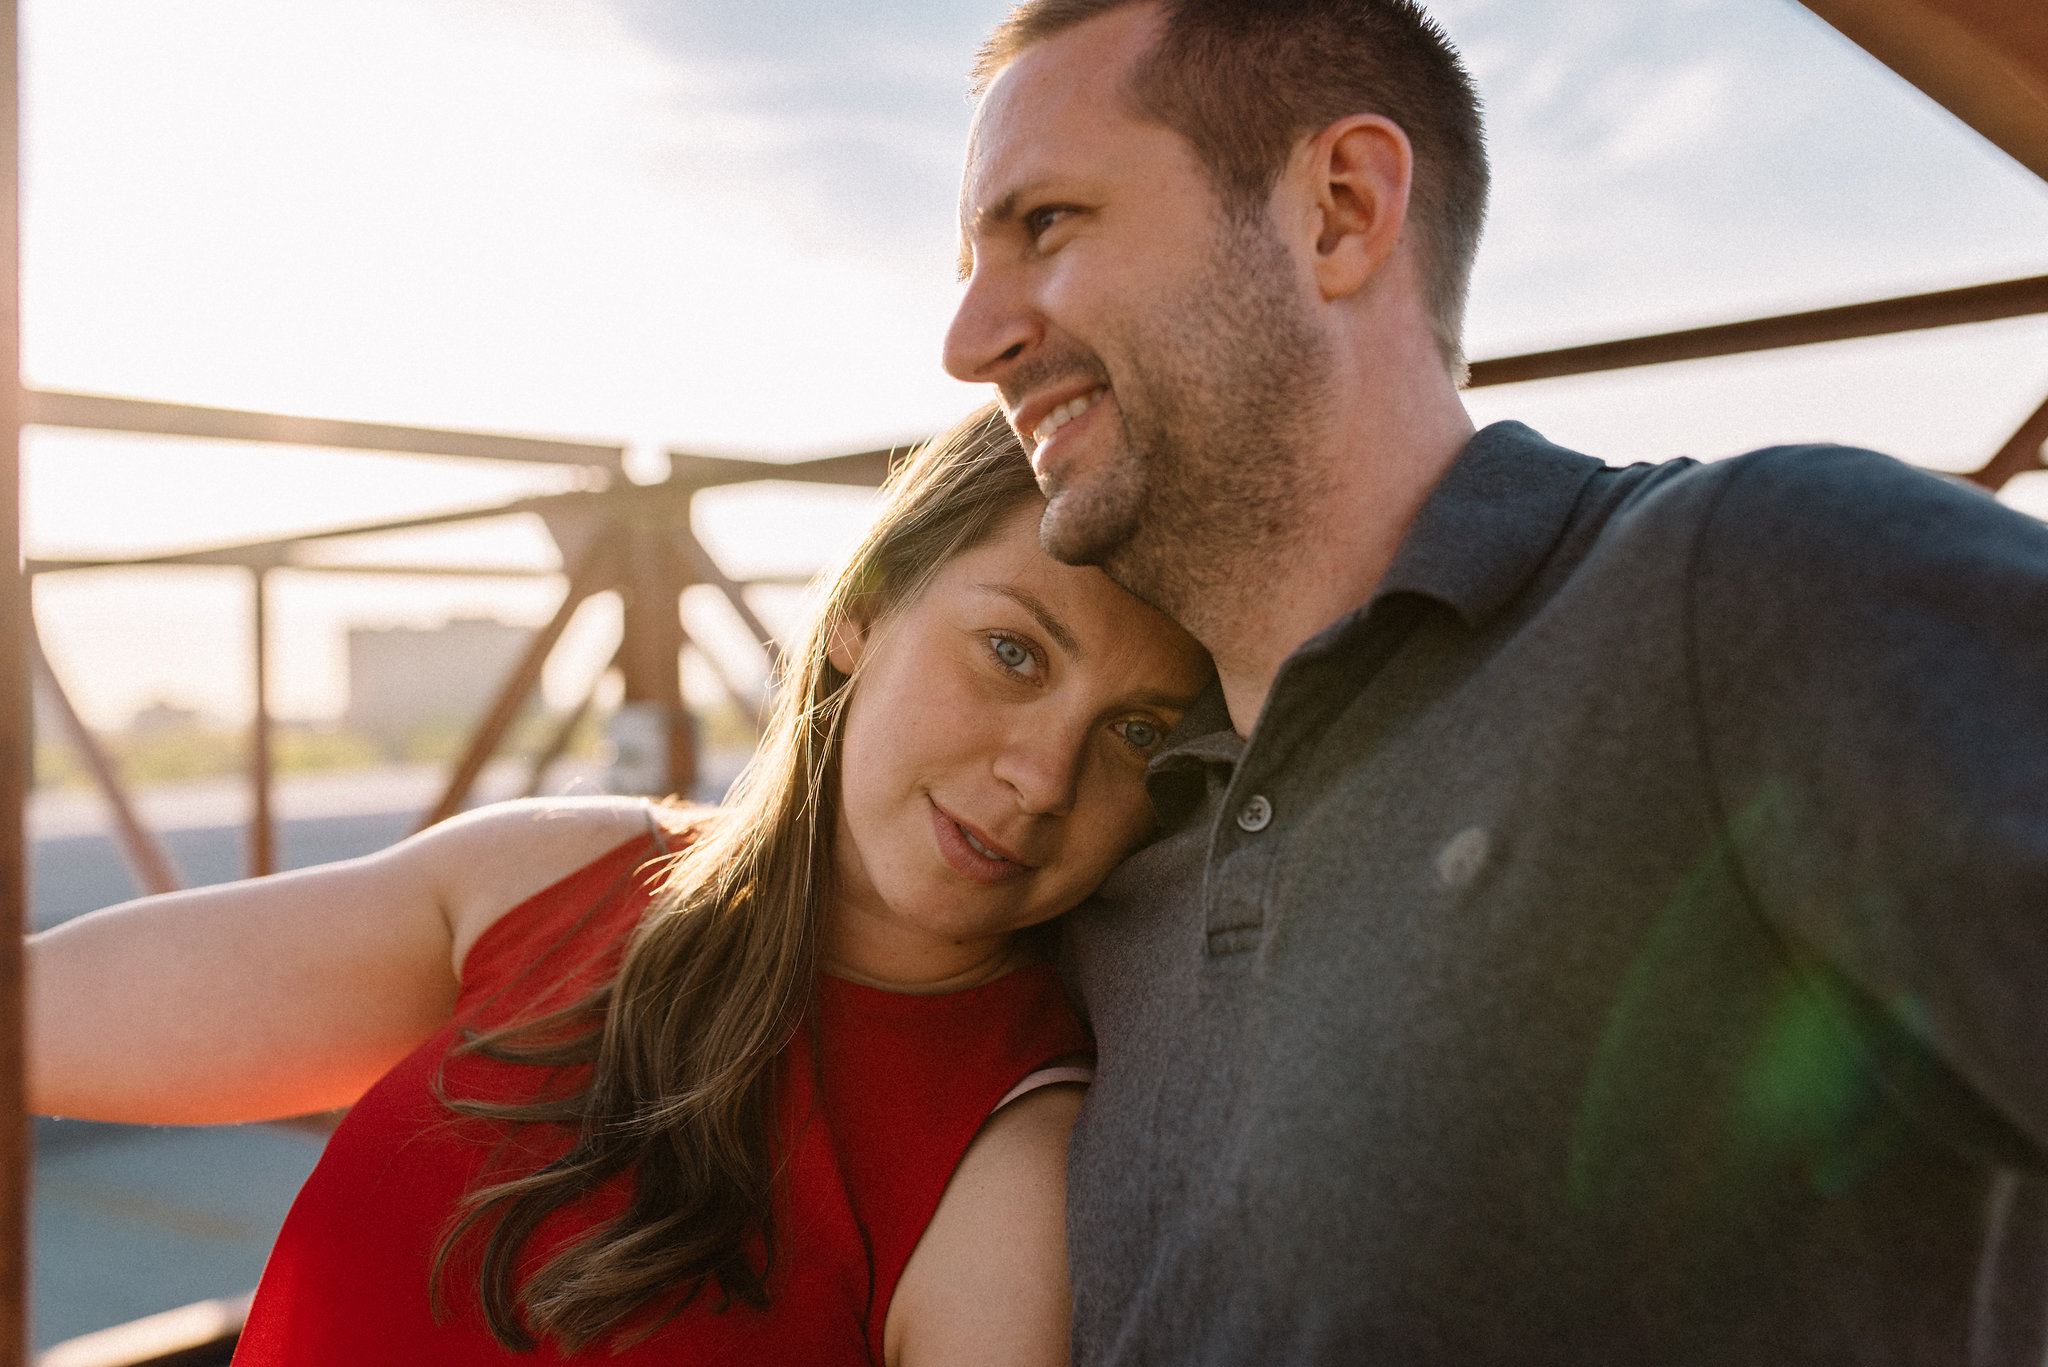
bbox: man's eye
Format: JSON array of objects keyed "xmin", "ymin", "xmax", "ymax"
[
  {"xmin": 991, "ymin": 636, "xmax": 1033, "ymax": 670},
  {"xmin": 1024, "ymin": 205, "xmax": 1072, "ymax": 239}
]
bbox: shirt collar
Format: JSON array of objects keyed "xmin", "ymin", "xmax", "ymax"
[
  {"xmin": 1371, "ymin": 420, "xmax": 1605, "ymax": 629},
  {"xmin": 1145, "ymin": 421, "xmax": 1602, "ymax": 794},
  {"xmin": 1157, "ymin": 682, "xmax": 1238, "ymax": 764},
  {"xmin": 1145, "ymin": 679, "xmax": 1239, "ymax": 826}
]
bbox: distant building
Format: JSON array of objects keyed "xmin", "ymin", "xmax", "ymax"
[
  {"xmin": 345, "ymin": 617, "xmax": 534, "ymax": 744},
  {"xmin": 127, "ymin": 701, "xmax": 204, "ymax": 736}
]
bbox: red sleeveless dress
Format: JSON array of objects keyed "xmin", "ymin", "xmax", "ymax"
[{"xmin": 233, "ymin": 834, "xmax": 1089, "ymax": 1365}]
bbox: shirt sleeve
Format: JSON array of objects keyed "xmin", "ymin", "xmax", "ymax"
[{"xmin": 1689, "ymin": 444, "xmax": 2048, "ymax": 1160}]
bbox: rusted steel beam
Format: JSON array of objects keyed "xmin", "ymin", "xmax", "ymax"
[
  {"xmin": 1466, "ymin": 274, "xmax": 2048, "ymax": 388},
  {"xmin": 1796, "ymin": 0, "xmax": 2048, "ymax": 185},
  {"xmin": 16, "ymin": 493, "xmax": 583, "ymax": 573},
  {"xmin": 247, "ymin": 569, "xmax": 274, "ymax": 879},
  {"xmin": 418, "ymin": 539, "xmax": 617, "ymax": 832},
  {"xmin": 1964, "ymin": 391, "xmax": 2048, "ymax": 492},
  {"xmin": 666, "ymin": 445, "xmax": 901, "ymax": 491},
  {"xmin": 21, "ymin": 448, "xmax": 879, "ymax": 585},
  {"xmin": 23, "ymin": 389, "xmax": 627, "ymax": 473},
  {"xmin": 23, "ymin": 385, "xmax": 901, "ymax": 491},
  {"xmin": 669, "ymin": 524, "xmax": 781, "ymax": 668},
  {"xmin": 26, "ymin": 559, "xmax": 552, "ymax": 579},
  {"xmin": 741, "ymin": 571, "xmax": 827, "ymax": 587},
  {"xmin": 521, "ymin": 657, "xmax": 611, "ymax": 801},
  {"xmin": 0, "ymin": 0, "xmax": 24, "ymax": 1354},
  {"xmin": 617, "ymin": 529, "xmax": 694, "ymax": 799},
  {"xmin": 679, "ymin": 618, "xmax": 770, "ymax": 717},
  {"xmin": 26, "ymin": 637, "xmax": 181, "ymax": 898},
  {"xmin": 235, "ymin": 562, "xmax": 550, "ymax": 578}
]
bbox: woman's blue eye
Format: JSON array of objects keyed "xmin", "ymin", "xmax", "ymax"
[
  {"xmin": 1120, "ymin": 719, "xmax": 1160, "ymax": 750},
  {"xmin": 993, "ymin": 637, "xmax": 1031, "ymax": 670}
]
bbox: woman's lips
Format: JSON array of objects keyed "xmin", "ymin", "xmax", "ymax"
[{"xmin": 928, "ymin": 800, "xmax": 1033, "ymax": 886}]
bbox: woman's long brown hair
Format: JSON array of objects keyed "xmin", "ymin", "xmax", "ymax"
[{"xmin": 430, "ymin": 405, "xmax": 1044, "ymax": 1353}]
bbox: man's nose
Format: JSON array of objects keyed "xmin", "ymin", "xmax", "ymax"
[
  {"xmin": 992, "ymin": 723, "xmax": 1083, "ymax": 818},
  {"xmin": 944, "ymin": 260, "xmax": 1038, "ymax": 384}
]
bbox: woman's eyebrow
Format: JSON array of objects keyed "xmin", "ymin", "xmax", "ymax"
[
  {"xmin": 975, "ymin": 583, "xmax": 1081, "ymax": 657},
  {"xmin": 1128, "ymin": 687, "xmax": 1204, "ymax": 713}
]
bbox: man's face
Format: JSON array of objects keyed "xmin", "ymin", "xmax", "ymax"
[{"xmin": 944, "ymin": 3, "xmax": 1330, "ymax": 620}]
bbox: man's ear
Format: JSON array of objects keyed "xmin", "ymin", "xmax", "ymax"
[
  {"xmin": 827, "ymin": 613, "xmax": 866, "ymax": 676},
  {"xmin": 1301, "ymin": 114, "xmax": 1413, "ymax": 302}
]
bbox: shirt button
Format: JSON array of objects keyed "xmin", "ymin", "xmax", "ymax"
[{"xmin": 1236, "ymin": 794, "xmax": 1273, "ymax": 832}]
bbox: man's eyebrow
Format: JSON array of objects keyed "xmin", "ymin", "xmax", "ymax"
[
  {"xmin": 956, "ymin": 187, "xmax": 1026, "ymax": 282},
  {"xmin": 973, "ymin": 189, "xmax": 1023, "ymax": 233},
  {"xmin": 977, "ymin": 582, "xmax": 1081, "ymax": 657}
]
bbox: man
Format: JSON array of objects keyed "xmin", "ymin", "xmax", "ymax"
[{"xmin": 944, "ymin": 1, "xmax": 2048, "ymax": 1362}]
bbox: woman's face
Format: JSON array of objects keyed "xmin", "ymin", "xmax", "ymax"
[{"xmin": 830, "ymin": 501, "xmax": 1211, "ymax": 979}]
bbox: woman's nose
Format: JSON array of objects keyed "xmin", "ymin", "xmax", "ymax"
[{"xmin": 991, "ymin": 725, "xmax": 1083, "ymax": 818}]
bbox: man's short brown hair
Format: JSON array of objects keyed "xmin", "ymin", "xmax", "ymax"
[{"xmin": 975, "ymin": 0, "xmax": 1487, "ymax": 374}]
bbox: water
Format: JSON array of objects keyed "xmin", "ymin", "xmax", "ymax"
[
  {"xmin": 26, "ymin": 805, "xmax": 406, "ymax": 1350},
  {"xmin": 32, "ymin": 1118, "xmax": 327, "ymax": 1349},
  {"xmin": 31, "ymin": 811, "xmax": 416, "ymax": 931}
]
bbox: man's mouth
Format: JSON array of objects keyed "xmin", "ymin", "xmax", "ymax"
[{"xmin": 1032, "ymin": 386, "xmax": 1106, "ymax": 448}]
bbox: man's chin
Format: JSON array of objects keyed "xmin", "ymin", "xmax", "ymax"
[
  {"xmin": 1040, "ymin": 500, "xmax": 1122, "ymax": 569},
  {"xmin": 1036, "ymin": 490, "xmax": 1138, "ymax": 568}
]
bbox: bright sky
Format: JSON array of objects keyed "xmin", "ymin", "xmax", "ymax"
[{"xmin": 20, "ymin": 0, "xmax": 2048, "ymax": 727}]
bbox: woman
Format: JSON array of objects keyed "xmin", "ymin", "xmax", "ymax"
[{"xmin": 28, "ymin": 407, "xmax": 1212, "ymax": 1365}]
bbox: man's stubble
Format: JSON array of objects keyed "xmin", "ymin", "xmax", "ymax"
[{"xmin": 1037, "ymin": 213, "xmax": 1333, "ymax": 642}]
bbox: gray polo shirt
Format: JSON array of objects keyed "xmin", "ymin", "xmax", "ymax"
[{"xmin": 1064, "ymin": 421, "xmax": 2048, "ymax": 1365}]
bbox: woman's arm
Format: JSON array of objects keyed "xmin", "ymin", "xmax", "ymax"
[
  {"xmin": 885, "ymin": 1083, "xmax": 1084, "ymax": 1367},
  {"xmin": 28, "ymin": 796, "xmax": 658, "ymax": 1126}
]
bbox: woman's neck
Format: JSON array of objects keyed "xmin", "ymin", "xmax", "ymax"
[{"xmin": 821, "ymin": 913, "xmax": 1029, "ymax": 996}]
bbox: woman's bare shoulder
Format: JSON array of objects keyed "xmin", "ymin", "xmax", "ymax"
[{"xmin": 404, "ymin": 797, "xmax": 710, "ymax": 973}]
